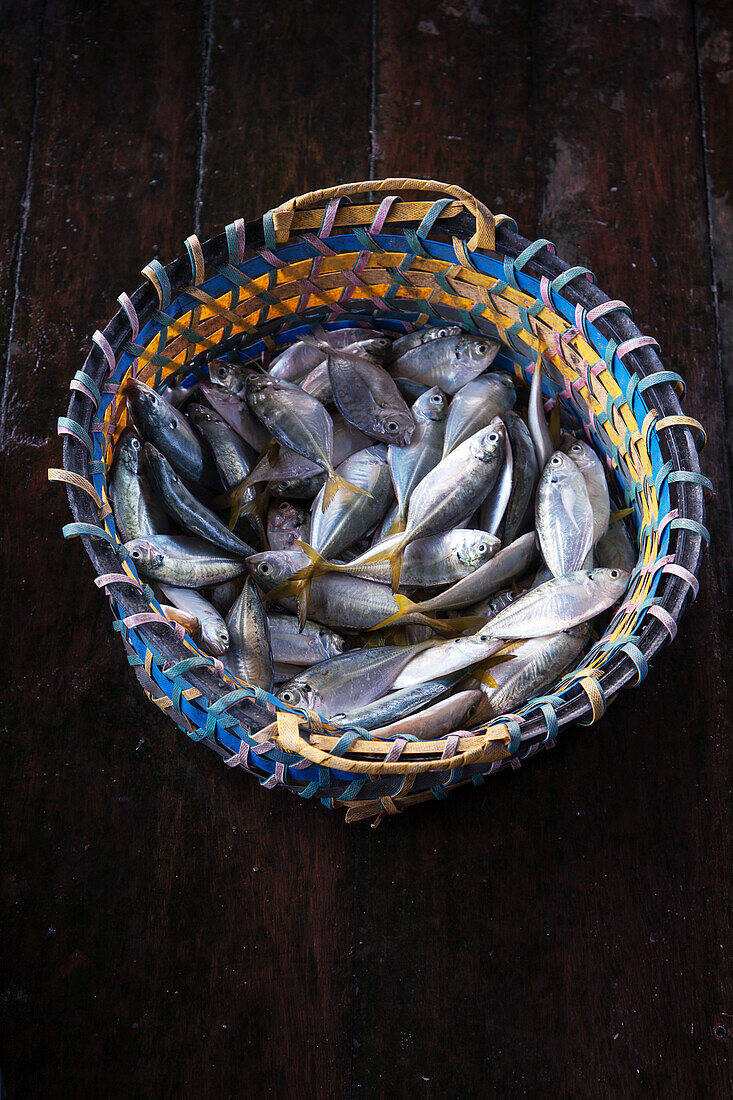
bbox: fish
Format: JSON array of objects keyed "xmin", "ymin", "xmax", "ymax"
[
  {"xmin": 224, "ymin": 578, "xmax": 274, "ymax": 690},
  {"xmin": 266, "ymin": 499, "xmax": 310, "ymax": 553},
  {"xmin": 309, "ymin": 445, "xmax": 394, "ymax": 560},
  {"xmin": 277, "ymin": 645, "xmax": 426, "ymax": 716},
  {"xmin": 354, "ymin": 420, "xmax": 506, "ymax": 588},
  {"xmin": 330, "ymin": 671, "xmax": 464, "ymax": 730},
  {"xmin": 291, "ymin": 528, "xmax": 500, "ymax": 589},
  {"xmin": 125, "ymin": 379, "xmax": 221, "ymax": 490},
  {"xmin": 300, "ymin": 361, "xmax": 333, "ymax": 404},
  {"xmin": 563, "ymin": 438, "xmax": 611, "ymax": 543},
  {"xmin": 496, "ymin": 412, "xmax": 539, "ymax": 545},
  {"xmin": 387, "ymin": 324, "xmax": 463, "ymax": 360},
  {"xmin": 466, "ymin": 586, "xmax": 523, "ymax": 623},
  {"xmin": 186, "ymin": 403, "xmax": 262, "ymax": 543},
  {"xmin": 199, "ymin": 381, "xmax": 271, "ymax": 452},
  {"xmin": 370, "ymin": 532, "xmax": 537, "ymax": 623},
  {"xmin": 388, "ymin": 387, "xmax": 448, "ymax": 531},
  {"xmin": 142, "ymin": 444, "xmax": 255, "ymax": 558},
  {"xmin": 269, "ymin": 327, "xmax": 390, "ymax": 381},
  {"xmin": 535, "ymin": 451, "xmax": 595, "ymax": 577},
  {"xmin": 158, "ymin": 584, "xmax": 230, "ymax": 655},
  {"xmin": 442, "ymin": 373, "xmax": 516, "ymax": 456},
  {"xmin": 389, "ymin": 333, "xmax": 500, "ymax": 394},
  {"xmin": 269, "ymin": 627, "xmax": 345, "ymax": 667},
  {"xmin": 478, "ymin": 421, "xmax": 513, "ymax": 536},
  {"xmin": 527, "ymin": 350, "xmax": 554, "ymax": 470},
  {"xmin": 392, "ymin": 377, "xmax": 430, "ymax": 403},
  {"xmin": 125, "ymin": 535, "xmax": 247, "ymax": 587},
  {"xmin": 368, "ymin": 689, "xmax": 485, "ymax": 740},
  {"xmin": 270, "ymin": 473, "xmax": 326, "ymax": 501},
  {"xmin": 208, "ymin": 577, "xmax": 244, "ymax": 614},
  {"xmin": 328, "ymin": 350, "xmax": 415, "ymax": 445},
  {"xmin": 161, "ymin": 380, "xmax": 202, "ymax": 407},
  {"xmin": 471, "ymin": 626, "xmax": 590, "ymax": 719},
  {"xmin": 244, "ymin": 374, "xmax": 364, "ymax": 510},
  {"xmin": 595, "ymin": 517, "xmax": 637, "ymax": 572},
  {"xmin": 109, "ymin": 428, "xmax": 169, "ymax": 542}
]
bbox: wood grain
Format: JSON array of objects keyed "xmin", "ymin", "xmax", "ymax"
[{"xmin": 0, "ymin": 0, "xmax": 730, "ymax": 1096}]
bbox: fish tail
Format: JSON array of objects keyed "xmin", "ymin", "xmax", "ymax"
[
  {"xmin": 322, "ymin": 470, "xmax": 373, "ymax": 511},
  {"xmin": 387, "ymin": 512, "xmax": 407, "ymax": 536},
  {"xmin": 370, "ymin": 593, "xmax": 419, "ymax": 631},
  {"xmin": 296, "ymin": 578, "xmax": 312, "ymax": 630},
  {"xmin": 414, "ymin": 613, "xmax": 487, "ymax": 637},
  {"xmin": 610, "ymin": 506, "xmax": 634, "ymax": 523}
]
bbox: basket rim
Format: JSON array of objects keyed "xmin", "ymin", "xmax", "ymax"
[{"xmin": 58, "ymin": 195, "xmax": 709, "ymax": 801}]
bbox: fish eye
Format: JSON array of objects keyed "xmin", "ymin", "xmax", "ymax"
[
  {"xmin": 278, "ymin": 502, "xmax": 290, "ymax": 512},
  {"xmin": 429, "ymin": 393, "xmax": 443, "ymax": 404},
  {"xmin": 387, "ymin": 421, "xmax": 399, "ymax": 432},
  {"xmin": 131, "ymin": 549, "xmax": 141, "ymax": 559},
  {"xmin": 168, "ymin": 418, "xmax": 177, "ymax": 430},
  {"xmin": 277, "ymin": 481, "xmax": 290, "ymax": 490},
  {"xmin": 130, "ymin": 437, "xmax": 140, "ymax": 449},
  {"xmin": 216, "ymin": 365, "xmax": 228, "ymax": 379},
  {"xmin": 551, "ymin": 454, "xmax": 563, "ymax": 466},
  {"xmin": 479, "ymin": 634, "xmax": 490, "ymax": 642},
  {"xmin": 258, "ymin": 562, "xmax": 271, "ymax": 575},
  {"xmin": 571, "ymin": 444, "xmax": 582, "ymax": 454},
  {"xmin": 610, "ymin": 569, "xmax": 619, "ymax": 578},
  {"xmin": 477, "ymin": 543, "xmax": 487, "ymax": 553},
  {"xmin": 280, "ymin": 690, "xmax": 296, "ymax": 704},
  {"xmin": 476, "ymin": 343, "xmax": 488, "ymax": 354},
  {"xmin": 488, "ymin": 432, "xmax": 499, "ymax": 443}
]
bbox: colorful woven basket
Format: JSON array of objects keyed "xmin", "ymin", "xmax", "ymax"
[{"xmin": 52, "ymin": 179, "xmax": 710, "ymax": 822}]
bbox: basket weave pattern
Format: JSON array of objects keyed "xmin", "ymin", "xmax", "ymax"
[{"xmin": 52, "ymin": 180, "xmax": 710, "ymax": 821}]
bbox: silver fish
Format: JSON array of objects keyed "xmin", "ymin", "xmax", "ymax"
[
  {"xmin": 309, "ymin": 445, "xmax": 394, "ymax": 559},
  {"xmin": 467, "ymin": 586, "xmax": 523, "ymax": 623},
  {"xmin": 269, "ymin": 627, "xmax": 344, "ymax": 667},
  {"xmin": 126, "ymin": 535, "xmax": 247, "ymax": 587},
  {"xmin": 442, "ymin": 373, "xmax": 516, "ymax": 456},
  {"xmin": 270, "ymin": 328, "xmax": 389, "ymax": 381},
  {"xmin": 595, "ymin": 518, "xmax": 637, "ymax": 572},
  {"xmin": 266, "ymin": 500, "xmax": 310, "ymax": 553},
  {"xmin": 472, "ymin": 627, "xmax": 590, "ymax": 719},
  {"xmin": 393, "ymin": 377, "xmax": 430, "ymax": 403},
  {"xmin": 536, "ymin": 451, "xmax": 594, "ymax": 577},
  {"xmin": 125, "ymin": 379, "xmax": 220, "ymax": 490},
  {"xmin": 273, "ymin": 661, "xmax": 306, "ymax": 683},
  {"xmin": 224, "ymin": 577, "xmax": 274, "ymax": 690},
  {"xmin": 199, "ymin": 381, "xmax": 271, "ymax": 452},
  {"xmin": 277, "ymin": 644, "xmax": 425, "ymax": 716},
  {"xmin": 158, "ymin": 584, "xmax": 230, "ymax": 656},
  {"xmin": 497, "ymin": 412, "xmax": 539, "ymax": 545},
  {"xmin": 245, "ymin": 374, "xmax": 361, "ymax": 510},
  {"xmin": 388, "ymin": 387, "xmax": 448, "ymax": 529},
  {"xmin": 388, "ymin": 324, "xmax": 463, "ymax": 360},
  {"xmin": 208, "ymin": 577, "xmax": 244, "ymax": 614},
  {"xmin": 528, "ymin": 355, "xmax": 553, "ymax": 470},
  {"xmin": 142, "ymin": 444, "xmax": 255, "ymax": 558},
  {"xmin": 331, "ymin": 671, "xmax": 464, "ymax": 730},
  {"xmin": 328, "ymin": 351, "xmax": 415, "ymax": 445},
  {"xmin": 300, "ymin": 361, "xmax": 333, "ymax": 404},
  {"xmin": 478, "ymin": 421, "xmax": 513, "ymax": 536},
  {"xmin": 563, "ymin": 438, "xmax": 610, "ymax": 543},
  {"xmin": 389, "ymin": 334, "xmax": 500, "ymax": 394},
  {"xmin": 368, "ymin": 689, "xmax": 485, "ymax": 740},
  {"xmin": 186, "ymin": 403, "xmax": 256, "ymax": 487},
  {"xmin": 109, "ymin": 428, "xmax": 169, "ymax": 542}
]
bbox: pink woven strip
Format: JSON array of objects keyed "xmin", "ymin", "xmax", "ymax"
[
  {"xmin": 300, "ymin": 231, "xmax": 336, "ymax": 258},
  {"xmin": 69, "ymin": 379, "xmax": 99, "ymax": 405},
  {"xmin": 319, "ymin": 198, "xmax": 342, "ymax": 239},
  {"xmin": 118, "ymin": 292, "xmax": 139, "ymax": 341},
  {"xmin": 586, "ymin": 299, "xmax": 630, "ymax": 324},
  {"xmin": 95, "ymin": 573, "xmax": 143, "ymax": 590},
  {"xmin": 258, "ymin": 248, "xmax": 285, "ymax": 269},
  {"xmin": 93, "ymin": 330, "xmax": 116, "ymax": 373},
  {"xmin": 369, "ymin": 196, "xmax": 398, "ymax": 234},
  {"xmin": 540, "ymin": 276, "xmax": 553, "ymax": 310},
  {"xmin": 233, "ymin": 217, "xmax": 246, "ymax": 262},
  {"xmin": 635, "ymin": 553, "xmax": 675, "ymax": 578},
  {"xmin": 58, "ymin": 424, "xmax": 90, "ymax": 450},
  {"xmin": 102, "ymin": 382, "xmax": 120, "ymax": 394},
  {"xmin": 441, "ymin": 734, "xmax": 460, "ymax": 760},
  {"xmin": 123, "ymin": 611, "xmax": 186, "ymax": 641},
  {"xmin": 662, "ymin": 562, "xmax": 699, "ymax": 598},
  {"xmin": 224, "ymin": 740, "xmax": 249, "ymax": 769},
  {"xmin": 261, "ymin": 761, "xmax": 286, "ymax": 788},
  {"xmin": 647, "ymin": 604, "xmax": 678, "ymax": 640},
  {"xmin": 211, "ymin": 658, "xmax": 225, "ymax": 677},
  {"xmin": 657, "ymin": 508, "xmax": 679, "ymax": 536},
  {"xmin": 384, "ymin": 737, "xmax": 408, "ymax": 763},
  {"xmin": 574, "ymin": 303, "xmax": 585, "ymax": 333},
  {"xmin": 616, "ymin": 335, "xmax": 659, "ymax": 358}
]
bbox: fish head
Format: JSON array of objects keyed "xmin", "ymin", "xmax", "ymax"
[
  {"xmin": 125, "ymin": 537, "xmax": 165, "ymax": 570},
  {"xmin": 413, "ymin": 386, "xmax": 449, "ymax": 423},
  {"xmin": 200, "ymin": 620, "xmax": 230, "ymax": 656},
  {"xmin": 563, "ymin": 438, "xmax": 598, "ymax": 475},
  {"xmin": 318, "ymin": 629, "xmax": 345, "ymax": 659},
  {"xmin": 271, "ymin": 474, "xmax": 325, "ymax": 499},
  {"xmin": 424, "ymin": 324, "xmax": 462, "ymax": 343},
  {"xmin": 587, "ymin": 567, "xmax": 630, "ymax": 603},
  {"xmin": 470, "ymin": 416, "xmax": 506, "ymax": 463},
  {"xmin": 456, "ymin": 335, "xmax": 500, "ymax": 367},
  {"xmin": 373, "ymin": 407, "xmax": 415, "ymax": 446},
  {"xmin": 115, "ymin": 428, "xmax": 143, "ymax": 473},
  {"xmin": 141, "ymin": 441, "xmax": 175, "ymax": 480},
  {"xmin": 455, "ymin": 531, "xmax": 501, "ymax": 569},
  {"xmin": 541, "ymin": 449, "xmax": 583, "ymax": 489},
  {"xmin": 277, "ymin": 679, "xmax": 321, "ymax": 711},
  {"xmin": 351, "ymin": 336, "xmax": 392, "ymax": 361},
  {"xmin": 245, "ymin": 550, "xmax": 302, "ymax": 586},
  {"xmin": 267, "ymin": 500, "xmax": 307, "ymax": 542},
  {"xmin": 208, "ymin": 359, "xmax": 249, "ymax": 394},
  {"xmin": 126, "ymin": 379, "xmax": 191, "ymax": 440},
  {"xmin": 186, "ymin": 402, "xmax": 224, "ymax": 428}
]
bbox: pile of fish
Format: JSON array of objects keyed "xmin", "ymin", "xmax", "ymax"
[{"xmin": 112, "ymin": 323, "xmax": 637, "ymax": 740}]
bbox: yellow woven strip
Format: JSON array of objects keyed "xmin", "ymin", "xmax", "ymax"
[
  {"xmin": 655, "ymin": 414, "xmax": 707, "ymax": 450},
  {"xmin": 48, "ymin": 469, "xmax": 112, "ymax": 518}
]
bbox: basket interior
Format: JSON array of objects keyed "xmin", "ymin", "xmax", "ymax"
[{"xmin": 85, "ymin": 224, "xmax": 689, "ymax": 777}]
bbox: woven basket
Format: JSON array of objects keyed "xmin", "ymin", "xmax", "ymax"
[{"xmin": 52, "ymin": 178, "xmax": 710, "ymax": 822}]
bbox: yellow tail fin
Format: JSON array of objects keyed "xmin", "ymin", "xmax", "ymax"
[
  {"xmin": 322, "ymin": 471, "xmax": 373, "ymax": 511},
  {"xmin": 370, "ymin": 593, "xmax": 419, "ymax": 631},
  {"xmin": 387, "ymin": 512, "xmax": 406, "ymax": 536}
]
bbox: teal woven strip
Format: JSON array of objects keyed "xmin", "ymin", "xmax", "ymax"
[
  {"xmin": 503, "ymin": 253, "xmax": 520, "ymax": 291},
  {"xmin": 339, "ymin": 776, "xmax": 368, "ymax": 801},
  {"xmin": 667, "ymin": 470, "xmax": 713, "ymax": 492},
  {"xmin": 416, "ymin": 198, "xmax": 454, "ymax": 240},
  {"xmin": 669, "ymin": 517, "xmax": 710, "ymax": 545},
  {"xmin": 352, "ymin": 226, "xmax": 381, "ymax": 252},
  {"xmin": 636, "ymin": 370, "xmax": 686, "ymax": 398},
  {"xmin": 262, "ymin": 210, "xmax": 277, "ymax": 252},
  {"xmin": 146, "ymin": 259, "xmax": 171, "ymax": 309},
  {"xmin": 512, "ymin": 238, "xmax": 556, "ymax": 272},
  {"xmin": 331, "ymin": 727, "xmax": 371, "ymax": 756},
  {"xmin": 57, "ymin": 416, "xmax": 93, "ymax": 455},
  {"xmin": 62, "ymin": 522, "xmax": 121, "ymax": 552},
  {"xmin": 552, "ymin": 265, "xmax": 594, "ymax": 292},
  {"xmin": 604, "ymin": 340, "xmax": 618, "ymax": 370},
  {"xmin": 72, "ymin": 370, "xmax": 102, "ymax": 406}
]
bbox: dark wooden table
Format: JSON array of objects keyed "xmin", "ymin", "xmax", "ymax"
[{"xmin": 1, "ymin": 2, "xmax": 731, "ymax": 1096}]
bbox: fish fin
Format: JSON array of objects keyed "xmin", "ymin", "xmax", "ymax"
[
  {"xmin": 262, "ymin": 578, "xmax": 301, "ymax": 604},
  {"xmin": 370, "ymin": 593, "xmax": 419, "ymax": 631},
  {"xmin": 387, "ymin": 514, "xmax": 406, "ymax": 536},
  {"xmin": 322, "ymin": 471, "xmax": 373, "ymax": 511},
  {"xmin": 610, "ymin": 506, "xmax": 634, "ymax": 523},
  {"xmin": 415, "ymin": 613, "xmax": 487, "ymax": 637},
  {"xmin": 296, "ymin": 578, "xmax": 311, "ymax": 629}
]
